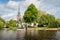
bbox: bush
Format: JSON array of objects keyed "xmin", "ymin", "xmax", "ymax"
[
  {"xmin": 38, "ymin": 23, "xmax": 44, "ymax": 27},
  {"xmin": 48, "ymin": 21, "xmax": 59, "ymax": 28},
  {"xmin": 58, "ymin": 23, "xmax": 60, "ymax": 27},
  {"xmin": 0, "ymin": 21, "xmax": 4, "ymax": 29}
]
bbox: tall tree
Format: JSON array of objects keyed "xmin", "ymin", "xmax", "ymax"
[
  {"xmin": 23, "ymin": 4, "xmax": 38, "ymax": 23},
  {"xmin": 0, "ymin": 20, "xmax": 4, "ymax": 28},
  {"xmin": 0, "ymin": 17, "xmax": 5, "ymax": 23},
  {"xmin": 39, "ymin": 14, "xmax": 56, "ymax": 27},
  {"xmin": 37, "ymin": 10, "xmax": 46, "ymax": 22},
  {"xmin": 56, "ymin": 18, "xmax": 60, "ymax": 27},
  {"xmin": 8, "ymin": 19, "xmax": 17, "ymax": 27},
  {"xmin": 0, "ymin": 17, "xmax": 5, "ymax": 28},
  {"xmin": 7, "ymin": 19, "xmax": 17, "ymax": 30},
  {"xmin": 39, "ymin": 14, "xmax": 55, "ymax": 24}
]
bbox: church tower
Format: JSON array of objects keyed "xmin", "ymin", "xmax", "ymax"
[{"xmin": 17, "ymin": 5, "xmax": 21, "ymax": 22}]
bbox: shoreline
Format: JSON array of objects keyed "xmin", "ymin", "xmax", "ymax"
[{"xmin": 27, "ymin": 28, "xmax": 60, "ymax": 30}]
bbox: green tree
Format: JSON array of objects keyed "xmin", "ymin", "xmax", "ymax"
[
  {"xmin": 23, "ymin": 4, "xmax": 38, "ymax": 23},
  {"xmin": 38, "ymin": 10, "xmax": 46, "ymax": 18},
  {"xmin": 39, "ymin": 14, "xmax": 56, "ymax": 27},
  {"xmin": 7, "ymin": 19, "xmax": 17, "ymax": 30},
  {"xmin": 56, "ymin": 18, "xmax": 60, "ymax": 27},
  {"xmin": 47, "ymin": 14, "xmax": 55, "ymax": 23},
  {"xmin": 0, "ymin": 17, "xmax": 5, "ymax": 23},
  {"xmin": 0, "ymin": 17, "xmax": 5, "ymax": 29},
  {"xmin": 48, "ymin": 21, "xmax": 59, "ymax": 28},
  {"xmin": 39, "ymin": 15, "xmax": 48, "ymax": 24},
  {"xmin": 0, "ymin": 21, "xmax": 4, "ymax": 28}
]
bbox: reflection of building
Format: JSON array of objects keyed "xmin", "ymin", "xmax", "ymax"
[{"xmin": 16, "ymin": 30, "xmax": 26, "ymax": 40}]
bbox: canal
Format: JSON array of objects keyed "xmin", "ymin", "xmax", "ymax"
[{"xmin": 0, "ymin": 29, "xmax": 60, "ymax": 40}]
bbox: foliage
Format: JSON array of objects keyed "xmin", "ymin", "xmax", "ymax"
[
  {"xmin": 56, "ymin": 18, "xmax": 60, "ymax": 23},
  {"xmin": 0, "ymin": 4, "xmax": 60, "ymax": 28},
  {"xmin": 56, "ymin": 18, "xmax": 60, "ymax": 27},
  {"xmin": 37, "ymin": 10, "xmax": 46, "ymax": 22},
  {"xmin": 7, "ymin": 19, "xmax": 17, "ymax": 30},
  {"xmin": 23, "ymin": 4, "xmax": 38, "ymax": 23},
  {"xmin": 38, "ymin": 10, "xmax": 46, "ymax": 17},
  {"xmin": 0, "ymin": 21, "xmax": 4, "ymax": 28},
  {"xmin": 0, "ymin": 17, "xmax": 5, "ymax": 23},
  {"xmin": 0, "ymin": 17, "xmax": 5, "ymax": 29},
  {"xmin": 59, "ymin": 23, "xmax": 60, "ymax": 27},
  {"xmin": 39, "ymin": 14, "xmax": 55, "ymax": 24},
  {"xmin": 39, "ymin": 14, "xmax": 56, "ymax": 27},
  {"xmin": 48, "ymin": 21, "xmax": 59, "ymax": 28}
]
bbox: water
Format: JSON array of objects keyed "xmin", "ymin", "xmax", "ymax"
[{"xmin": 0, "ymin": 29, "xmax": 60, "ymax": 40}]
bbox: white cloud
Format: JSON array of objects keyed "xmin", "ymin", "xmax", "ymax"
[
  {"xmin": 0, "ymin": 0, "xmax": 40, "ymax": 20},
  {"xmin": 23, "ymin": 0, "xmax": 43, "ymax": 8},
  {"xmin": 1, "ymin": 13, "xmax": 17, "ymax": 20},
  {"xmin": 0, "ymin": 0, "xmax": 60, "ymax": 20},
  {"xmin": 2, "ymin": 13, "xmax": 14, "ymax": 18},
  {"xmin": 7, "ymin": 0, "xmax": 20, "ymax": 9}
]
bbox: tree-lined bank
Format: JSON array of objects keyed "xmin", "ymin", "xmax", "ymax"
[{"xmin": 0, "ymin": 4, "xmax": 60, "ymax": 30}]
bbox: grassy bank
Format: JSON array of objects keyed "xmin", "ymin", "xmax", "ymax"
[
  {"xmin": 27, "ymin": 27, "xmax": 59, "ymax": 30},
  {"xmin": 8, "ymin": 27, "xmax": 18, "ymax": 31}
]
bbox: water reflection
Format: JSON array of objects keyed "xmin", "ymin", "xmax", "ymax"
[
  {"xmin": 0, "ymin": 29, "xmax": 60, "ymax": 40},
  {"xmin": 25, "ymin": 30, "xmax": 57, "ymax": 40},
  {"xmin": 55, "ymin": 30, "xmax": 60, "ymax": 40},
  {"xmin": 1, "ymin": 30, "xmax": 17, "ymax": 40},
  {"xmin": 16, "ymin": 30, "xmax": 26, "ymax": 40}
]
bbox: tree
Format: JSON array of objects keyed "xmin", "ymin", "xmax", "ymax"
[
  {"xmin": 0, "ymin": 17, "xmax": 5, "ymax": 29},
  {"xmin": 23, "ymin": 4, "xmax": 38, "ymax": 23},
  {"xmin": 48, "ymin": 21, "xmax": 59, "ymax": 28},
  {"xmin": 9, "ymin": 19, "xmax": 17, "ymax": 27},
  {"xmin": 39, "ymin": 14, "xmax": 56, "ymax": 27},
  {"xmin": 7, "ymin": 19, "xmax": 17, "ymax": 30},
  {"xmin": 47, "ymin": 14, "xmax": 55, "ymax": 23},
  {"xmin": 37, "ymin": 10, "xmax": 46, "ymax": 22},
  {"xmin": 0, "ymin": 17, "xmax": 5, "ymax": 23},
  {"xmin": 56, "ymin": 18, "xmax": 60, "ymax": 27},
  {"xmin": 38, "ymin": 10, "xmax": 46, "ymax": 18},
  {"xmin": 39, "ymin": 15, "xmax": 48, "ymax": 24},
  {"xmin": 0, "ymin": 21, "xmax": 4, "ymax": 28}
]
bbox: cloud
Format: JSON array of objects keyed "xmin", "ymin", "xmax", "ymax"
[
  {"xmin": 2, "ymin": 13, "xmax": 14, "ymax": 18},
  {"xmin": 0, "ymin": 0, "xmax": 60, "ymax": 20},
  {"xmin": 1, "ymin": 13, "xmax": 17, "ymax": 20},
  {"xmin": 20, "ymin": 0, "xmax": 44, "ymax": 16},
  {"xmin": 7, "ymin": 0, "xmax": 20, "ymax": 9}
]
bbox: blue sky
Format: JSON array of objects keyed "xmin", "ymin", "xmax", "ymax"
[{"xmin": 0, "ymin": 0, "xmax": 60, "ymax": 20}]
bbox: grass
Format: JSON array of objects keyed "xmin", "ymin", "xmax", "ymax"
[
  {"xmin": 8, "ymin": 27, "xmax": 17, "ymax": 31},
  {"xmin": 27, "ymin": 26, "xmax": 59, "ymax": 30},
  {"xmin": 7, "ymin": 26, "xmax": 59, "ymax": 31}
]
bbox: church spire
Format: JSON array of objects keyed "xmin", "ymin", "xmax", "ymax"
[
  {"xmin": 18, "ymin": 5, "xmax": 20, "ymax": 15},
  {"xmin": 17, "ymin": 4, "xmax": 21, "ymax": 21}
]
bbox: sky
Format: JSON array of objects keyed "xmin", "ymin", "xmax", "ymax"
[{"xmin": 0, "ymin": 0, "xmax": 60, "ymax": 20}]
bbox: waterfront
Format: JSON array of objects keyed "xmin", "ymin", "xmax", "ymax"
[{"xmin": 0, "ymin": 29, "xmax": 60, "ymax": 40}]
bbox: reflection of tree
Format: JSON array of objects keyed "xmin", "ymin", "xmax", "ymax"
[
  {"xmin": 16, "ymin": 31, "xmax": 20, "ymax": 40},
  {"xmin": 16, "ymin": 30, "xmax": 26, "ymax": 40},
  {"xmin": 25, "ymin": 30, "xmax": 39, "ymax": 40},
  {"xmin": 38, "ymin": 30, "xmax": 57, "ymax": 40},
  {"xmin": 0, "ymin": 30, "xmax": 3, "ymax": 40},
  {"xmin": 25, "ymin": 30, "xmax": 57, "ymax": 40}
]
